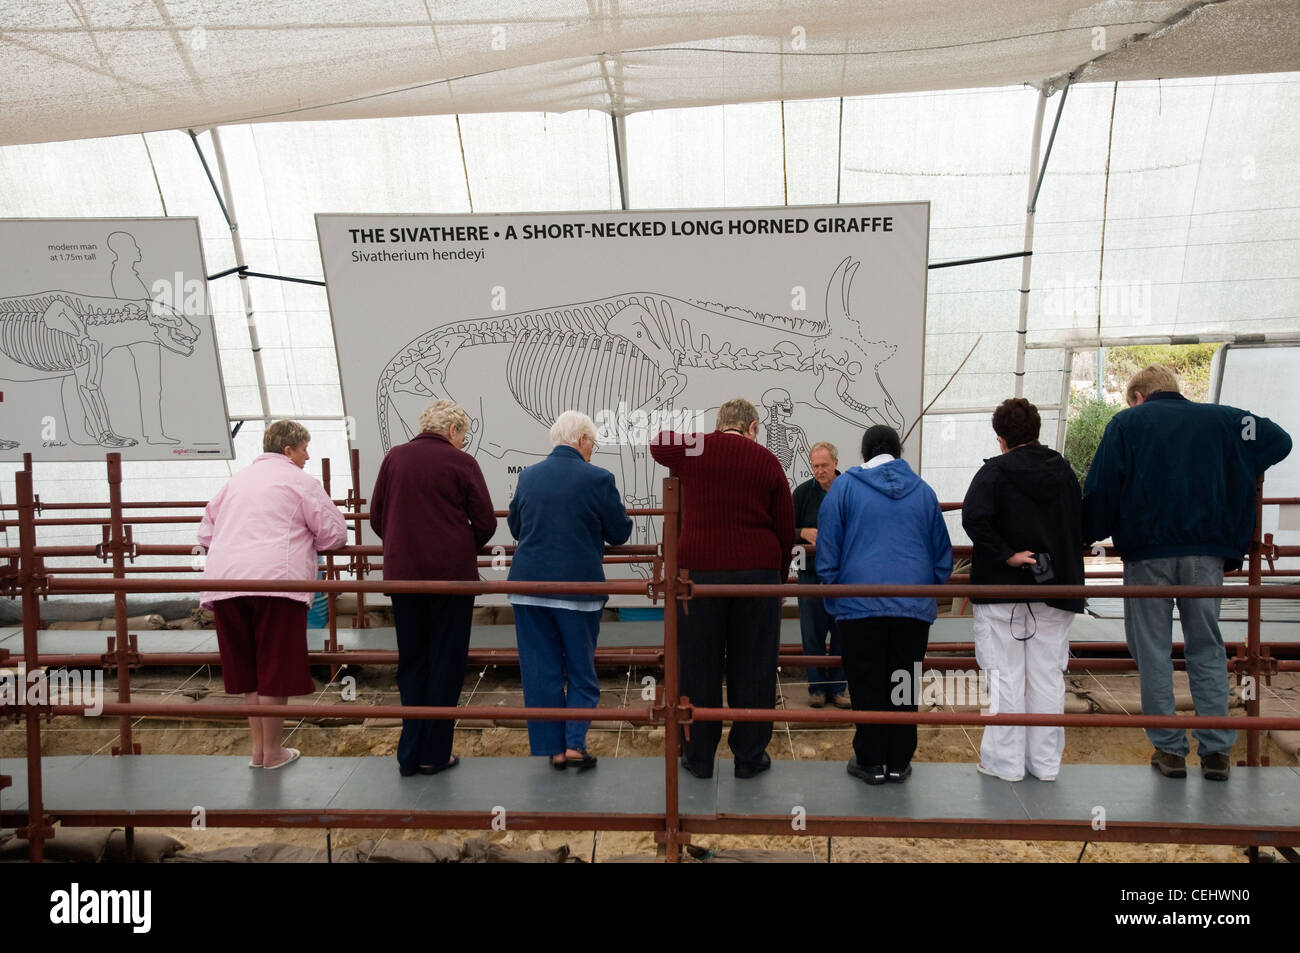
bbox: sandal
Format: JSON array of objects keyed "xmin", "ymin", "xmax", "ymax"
[
  {"xmin": 263, "ymin": 748, "xmax": 300, "ymax": 771},
  {"xmin": 565, "ymin": 750, "xmax": 597, "ymax": 770}
]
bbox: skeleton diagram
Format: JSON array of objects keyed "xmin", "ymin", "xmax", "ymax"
[
  {"xmin": 374, "ymin": 256, "xmax": 904, "ymax": 555},
  {"xmin": 0, "ymin": 231, "xmax": 200, "ymax": 448},
  {"xmin": 761, "ymin": 386, "xmax": 813, "ymax": 489}
]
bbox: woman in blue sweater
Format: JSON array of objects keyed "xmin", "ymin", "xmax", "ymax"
[
  {"xmin": 508, "ymin": 411, "xmax": 633, "ymax": 769},
  {"xmin": 816, "ymin": 425, "xmax": 952, "ymax": 784}
]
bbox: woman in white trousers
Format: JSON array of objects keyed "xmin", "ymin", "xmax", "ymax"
[{"xmin": 962, "ymin": 398, "xmax": 1085, "ymax": 782}]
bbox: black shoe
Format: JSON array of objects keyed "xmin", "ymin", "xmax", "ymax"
[
  {"xmin": 681, "ymin": 757, "xmax": 713, "ymax": 779},
  {"xmin": 400, "ymin": 754, "xmax": 459, "ymax": 777},
  {"xmin": 734, "ymin": 752, "xmax": 772, "ymax": 779},
  {"xmin": 566, "ymin": 750, "xmax": 598, "ymax": 771},
  {"xmin": 887, "ymin": 764, "xmax": 912, "ymax": 783},
  {"xmin": 847, "ymin": 757, "xmax": 887, "ymax": 785}
]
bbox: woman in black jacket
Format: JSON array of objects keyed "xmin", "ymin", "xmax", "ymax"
[{"xmin": 962, "ymin": 398, "xmax": 1084, "ymax": 782}]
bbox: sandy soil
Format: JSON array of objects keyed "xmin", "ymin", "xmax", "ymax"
[{"xmin": 3, "ymin": 663, "xmax": 1296, "ymax": 862}]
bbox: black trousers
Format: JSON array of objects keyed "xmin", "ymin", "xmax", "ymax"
[
  {"xmin": 390, "ymin": 593, "xmax": 473, "ymax": 772},
  {"xmin": 677, "ymin": 569, "xmax": 781, "ymax": 772},
  {"xmin": 838, "ymin": 617, "xmax": 930, "ymax": 771}
]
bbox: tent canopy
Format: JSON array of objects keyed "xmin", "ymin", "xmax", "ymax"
[{"xmin": 3, "ymin": 0, "xmax": 1299, "ymax": 146}]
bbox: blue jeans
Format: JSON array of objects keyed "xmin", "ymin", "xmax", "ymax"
[
  {"xmin": 797, "ymin": 572, "xmax": 845, "ymax": 697},
  {"xmin": 1123, "ymin": 555, "xmax": 1235, "ymax": 757},
  {"xmin": 513, "ymin": 604, "xmax": 602, "ymax": 755}
]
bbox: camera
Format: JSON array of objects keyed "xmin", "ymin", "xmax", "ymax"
[{"xmin": 1028, "ymin": 552, "xmax": 1055, "ymax": 583}]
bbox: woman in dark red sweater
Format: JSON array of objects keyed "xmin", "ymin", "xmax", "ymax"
[
  {"xmin": 650, "ymin": 397, "xmax": 796, "ymax": 779},
  {"xmin": 371, "ymin": 399, "xmax": 497, "ymax": 777}
]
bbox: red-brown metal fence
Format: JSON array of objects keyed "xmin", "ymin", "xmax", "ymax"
[{"xmin": 3, "ymin": 453, "xmax": 1299, "ymax": 862}]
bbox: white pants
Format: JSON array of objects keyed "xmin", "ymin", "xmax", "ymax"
[{"xmin": 973, "ymin": 602, "xmax": 1075, "ymax": 780}]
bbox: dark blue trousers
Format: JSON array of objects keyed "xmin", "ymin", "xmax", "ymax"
[
  {"xmin": 391, "ymin": 593, "xmax": 472, "ymax": 772},
  {"xmin": 797, "ymin": 571, "xmax": 846, "ymax": 697}
]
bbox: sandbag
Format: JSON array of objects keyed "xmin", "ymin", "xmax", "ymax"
[
  {"xmin": 461, "ymin": 836, "xmax": 571, "ymax": 863},
  {"xmin": 350, "ymin": 837, "xmax": 461, "ymax": 863},
  {"xmin": 105, "ymin": 829, "xmax": 185, "ymax": 863},
  {"xmin": 0, "ymin": 827, "xmax": 112, "ymax": 863}
]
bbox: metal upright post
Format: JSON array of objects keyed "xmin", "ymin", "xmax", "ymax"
[
  {"xmin": 107, "ymin": 453, "xmax": 136, "ymax": 757},
  {"xmin": 106, "ymin": 453, "xmax": 137, "ymax": 859},
  {"xmin": 661, "ymin": 477, "xmax": 683, "ymax": 863},
  {"xmin": 1246, "ymin": 478, "xmax": 1264, "ymax": 768},
  {"xmin": 349, "ymin": 448, "xmax": 368, "ymax": 628},
  {"xmin": 322, "ymin": 457, "xmax": 339, "ymax": 663},
  {"xmin": 17, "ymin": 470, "xmax": 51, "ymax": 861}
]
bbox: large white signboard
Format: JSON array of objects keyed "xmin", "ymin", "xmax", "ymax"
[
  {"xmin": 0, "ymin": 218, "xmax": 232, "ymax": 461},
  {"xmin": 319, "ymin": 204, "xmax": 929, "ymax": 579}
]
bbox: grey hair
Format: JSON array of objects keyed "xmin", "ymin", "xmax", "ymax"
[
  {"xmin": 549, "ymin": 410, "xmax": 597, "ymax": 447},
  {"xmin": 264, "ymin": 420, "xmax": 310, "ymax": 454},
  {"xmin": 811, "ymin": 441, "xmax": 838, "ymax": 462},
  {"xmin": 418, "ymin": 399, "xmax": 470, "ymax": 437},
  {"xmin": 715, "ymin": 397, "xmax": 759, "ymax": 432}
]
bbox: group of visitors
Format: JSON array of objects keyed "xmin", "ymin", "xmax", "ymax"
[{"xmin": 197, "ymin": 362, "xmax": 1289, "ymax": 787}]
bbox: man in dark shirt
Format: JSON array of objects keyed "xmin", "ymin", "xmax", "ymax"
[{"xmin": 792, "ymin": 441, "xmax": 848, "ymax": 707}]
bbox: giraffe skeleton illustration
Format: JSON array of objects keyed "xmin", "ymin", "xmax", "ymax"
[
  {"xmin": 377, "ymin": 257, "xmax": 903, "ymax": 465},
  {"xmin": 0, "ymin": 291, "xmax": 200, "ymax": 448}
]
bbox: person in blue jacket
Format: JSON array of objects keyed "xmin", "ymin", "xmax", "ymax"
[
  {"xmin": 508, "ymin": 410, "xmax": 633, "ymax": 770},
  {"xmin": 1083, "ymin": 364, "xmax": 1291, "ymax": 781},
  {"xmin": 816, "ymin": 424, "xmax": 953, "ymax": 785}
]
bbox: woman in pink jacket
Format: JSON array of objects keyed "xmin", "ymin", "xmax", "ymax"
[{"xmin": 198, "ymin": 420, "xmax": 348, "ymax": 770}]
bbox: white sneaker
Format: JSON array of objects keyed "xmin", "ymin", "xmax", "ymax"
[
  {"xmin": 1026, "ymin": 769, "xmax": 1057, "ymax": 782},
  {"xmin": 977, "ymin": 763, "xmax": 1023, "ymax": 782}
]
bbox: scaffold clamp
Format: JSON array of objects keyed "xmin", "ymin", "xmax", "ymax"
[
  {"xmin": 19, "ymin": 818, "xmax": 55, "ymax": 843},
  {"xmin": 101, "ymin": 633, "xmax": 142, "ymax": 673},
  {"xmin": 0, "ymin": 557, "xmax": 18, "ymax": 597},
  {"xmin": 95, "ymin": 524, "xmax": 138, "ymax": 562}
]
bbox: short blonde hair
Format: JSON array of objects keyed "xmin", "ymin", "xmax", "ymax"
[
  {"xmin": 810, "ymin": 441, "xmax": 838, "ymax": 462},
  {"xmin": 1126, "ymin": 365, "xmax": 1180, "ymax": 404},
  {"xmin": 549, "ymin": 410, "xmax": 596, "ymax": 447},
  {"xmin": 715, "ymin": 398, "xmax": 759, "ymax": 432},
  {"xmin": 264, "ymin": 419, "xmax": 309, "ymax": 454},
  {"xmin": 418, "ymin": 399, "xmax": 470, "ymax": 437}
]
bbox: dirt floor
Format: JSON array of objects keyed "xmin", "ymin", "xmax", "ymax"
[{"xmin": 4, "ymin": 658, "xmax": 1297, "ymax": 862}]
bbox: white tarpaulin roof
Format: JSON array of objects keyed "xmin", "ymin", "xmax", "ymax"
[{"xmin": 3, "ymin": 0, "xmax": 1299, "ymax": 146}]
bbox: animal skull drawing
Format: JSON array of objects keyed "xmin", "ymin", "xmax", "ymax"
[{"xmin": 811, "ymin": 256, "xmax": 905, "ymax": 430}]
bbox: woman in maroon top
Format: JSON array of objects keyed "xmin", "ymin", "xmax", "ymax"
[
  {"xmin": 650, "ymin": 397, "xmax": 796, "ymax": 779},
  {"xmin": 371, "ymin": 400, "xmax": 497, "ymax": 776}
]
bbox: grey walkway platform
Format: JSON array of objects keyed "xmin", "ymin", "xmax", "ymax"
[
  {"xmin": 3, "ymin": 757, "xmax": 1299, "ymax": 843},
  {"xmin": 5, "ymin": 613, "xmax": 1298, "ymax": 658}
]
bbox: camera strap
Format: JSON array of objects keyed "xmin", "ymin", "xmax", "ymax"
[{"xmin": 1009, "ymin": 602, "xmax": 1037, "ymax": 642}]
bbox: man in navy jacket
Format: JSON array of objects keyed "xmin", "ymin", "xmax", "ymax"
[
  {"xmin": 1083, "ymin": 365, "xmax": 1291, "ymax": 781},
  {"xmin": 508, "ymin": 410, "xmax": 632, "ymax": 768}
]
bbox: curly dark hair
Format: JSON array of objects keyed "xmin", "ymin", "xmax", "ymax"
[{"xmin": 991, "ymin": 398, "xmax": 1041, "ymax": 447}]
